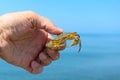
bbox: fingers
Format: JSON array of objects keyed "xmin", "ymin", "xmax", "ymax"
[
  {"xmin": 38, "ymin": 49, "xmax": 60, "ymax": 66},
  {"xmin": 39, "ymin": 52, "xmax": 52, "ymax": 66},
  {"xmin": 25, "ymin": 61, "xmax": 43, "ymax": 74},
  {"xmin": 36, "ymin": 48, "xmax": 60, "ymax": 66},
  {"xmin": 31, "ymin": 61, "xmax": 43, "ymax": 74},
  {"xmin": 45, "ymin": 48, "xmax": 60, "ymax": 60},
  {"xmin": 27, "ymin": 48, "xmax": 60, "ymax": 74},
  {"xmin": 28, "ymin": 48, "xmax": 60, "ymax": 74}
]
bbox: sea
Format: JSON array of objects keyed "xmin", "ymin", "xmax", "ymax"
[{"xmin": 0, "ymin": 33, "xmax": 120, "ymax": 80}]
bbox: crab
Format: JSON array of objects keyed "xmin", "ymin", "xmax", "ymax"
[{"xmin": 45, "ymin": 32, "xmax": 81, "ymax": 53}]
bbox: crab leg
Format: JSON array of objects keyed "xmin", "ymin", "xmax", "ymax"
[{"xmin": 78, "ymin": 40, "xmax": 81, "ymax": 53}]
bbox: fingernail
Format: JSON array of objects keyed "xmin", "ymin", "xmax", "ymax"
[
  {"xmin": 59, "ymin": 29, "xmax": 64, "ymax": 32},
  {"xmin": 33, "ymin": 61, "xmax": 40, "ymax": 69},
  {"xmin": 55, "ymin": 55, "xmax": 59, "ymax": 59}
]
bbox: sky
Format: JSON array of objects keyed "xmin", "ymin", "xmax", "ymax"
[{"xmin": 0, "ymin": 0, "xmax": 120, "ymax": 34}]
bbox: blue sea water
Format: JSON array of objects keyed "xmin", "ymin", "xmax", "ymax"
[{"xmin": 0, "ymin": 33, "xmax": 120, "ymax": 80}]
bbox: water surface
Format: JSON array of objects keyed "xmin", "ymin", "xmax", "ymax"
[{"xmin": 0, "ymin": 34, "xmax": 120, "ymax": 80}]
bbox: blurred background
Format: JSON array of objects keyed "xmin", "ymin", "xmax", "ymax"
[{"xmin": 0, "ymin": 0, "xmax": 120, "ymax": 80}]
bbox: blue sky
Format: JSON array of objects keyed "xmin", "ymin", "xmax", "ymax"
[{"xmin": 0, "ymin": 0, "xmax": 120, "ymax": 34}]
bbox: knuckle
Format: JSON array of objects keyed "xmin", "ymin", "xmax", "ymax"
[
  {"xmin": 26, "ymin": 11, "xmax": 36, "ymax": 15},
  {"xmin": 39, "ymin": 53, "xmax": 47, "ymax": 61},
  {"xmin": 54, "ymin": 53, "xmax": 60, "ymax": 60},
  {"xmin": 43, "ymin": 58, "xmax": 52, "ymax": 66}
]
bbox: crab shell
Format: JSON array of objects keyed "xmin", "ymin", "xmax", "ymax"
[{"xmin": 46, "ymin": 32, "xmax": 81, "ymax": 52}]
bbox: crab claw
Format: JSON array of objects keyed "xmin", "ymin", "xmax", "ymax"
[{"xmin": 67, "ymin": 39, "xmax": 81, "ymax": 53}]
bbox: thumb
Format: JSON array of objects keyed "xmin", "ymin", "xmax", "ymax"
[
  {"xmin": 36, "ymin": 16, "xmax": 63, "ymax": 34},
  {"xmin": 27, "ymin": 11, "xmax": 63, "ymax": 34}
]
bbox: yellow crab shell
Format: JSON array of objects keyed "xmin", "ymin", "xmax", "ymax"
[{"xmin": 46, "ymin": 32, "xmax": 81, "ymax": 53}]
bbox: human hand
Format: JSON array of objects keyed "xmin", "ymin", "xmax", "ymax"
[{"xmin": 0, "ymin": 11, "xmax": 65, "ymax": 74}]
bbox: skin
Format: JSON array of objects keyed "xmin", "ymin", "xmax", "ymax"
[{"xmin": 0, "ymin": 11, "xmax": 65, "ymax": 74}]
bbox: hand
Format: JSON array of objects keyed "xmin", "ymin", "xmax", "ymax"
[{"xmin": 0, "ymin": 11, "xmax": 65, "ymax": 74}]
